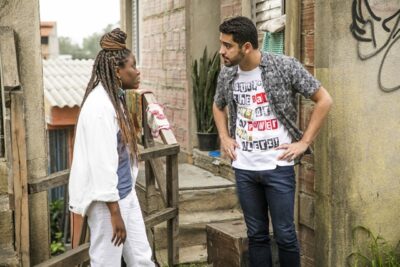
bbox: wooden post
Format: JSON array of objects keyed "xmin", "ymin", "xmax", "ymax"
[
  {"xmin": 284, "ymin": 0, "xmax": 301, "ymax": 59},
  {"xmin": 142, "ymin": 96, "xmax": 158, "ymax": 215},
  {"xmin": 166, "ymin": 154, "xmax": 179, "ymax": 266},
  {"xmin": 285, "ymin": 0, "xmax": 301, "ymax": 230},
  {"xmin": 140, "ymin": 92, "xmax": 180, "ymax": 265},
  {"xmin": 120, "ymin": 0, "xmax": 133, "ymax": 50},
  {"xmin": 11, "ymin": 91, "xmax": 30, "ymax": 267}
]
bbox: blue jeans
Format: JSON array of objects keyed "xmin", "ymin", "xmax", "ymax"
[{"xmin": 234, "ymin": 166, "xmax": 300, "ymax": 267}]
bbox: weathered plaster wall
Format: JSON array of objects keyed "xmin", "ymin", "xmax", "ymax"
[
  {"xmin": 0, "ymin": 0, "xmax": 50, "ymax": 264},
  {"xmin": 314, "ymin": 1, "xmax": 400, "ymax": 266}
]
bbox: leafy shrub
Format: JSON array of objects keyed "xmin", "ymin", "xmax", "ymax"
[{"xmin": 347, "ymin": 226, "xmax": 400, "ymax": 267}]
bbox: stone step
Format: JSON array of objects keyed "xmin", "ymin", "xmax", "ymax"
[
  {"xmin": 155, "ymin": 244, "xmax": 208, "ymax": 266},
  {"xmin": 136, "ymin": 163, "xmax": 239, "ymax": 214},
  {"xmin": 154, "ymin": 209, "xmax": 243, "ymax": 249},
  {"xmin": 192, "ymin": 149, "xmax": 235, "ymax": 182}
]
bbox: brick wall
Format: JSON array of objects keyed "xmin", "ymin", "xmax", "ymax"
[
  {"xmin": 221, "ymin": 0, "xmax": 242, "ymax": 20},
  {"xmin": 298, "ymin": 0, "xmax": 317, "ymax": 266},
  {"xmin": 139, "ymin": 0, "xmax": 189, "ymax": 150}
]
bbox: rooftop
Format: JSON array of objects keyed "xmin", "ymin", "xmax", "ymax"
[{"xmin": 43, "ymin": 58, "xmax": 93, "ymax": 108}]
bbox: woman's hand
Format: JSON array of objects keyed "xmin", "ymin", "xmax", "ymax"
[{"xmin": 106, "ymin": 202, "xmax": 126, "ymax": 246}]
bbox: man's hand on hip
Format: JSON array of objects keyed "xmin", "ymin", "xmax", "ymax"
[
  {"xmin": 220, "ymin": 136, "xmax": 239, "ymax": 160},
  {"xmin": 276, "ymin": 141, "xmax": 309, "ymax": 161}
]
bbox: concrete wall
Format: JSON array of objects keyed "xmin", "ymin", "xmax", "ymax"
[
  {"xmin": 314, "ymin": 0, "xmax": 400, "ymax": 266},
  {"xmin": 48, "ymin": 25, "xmax": 59, "ymax": 59},
  {"xmin": 0, "ymin": 0, "xmax": 50, "ymax": 264},
  {"xmin": 186, "ymin": 0, "xmax": 221, "ymax": 153}
]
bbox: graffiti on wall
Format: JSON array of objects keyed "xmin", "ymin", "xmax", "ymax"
[{"xmin": 350, "ymin": 0, "xmax": 400, "ymax": 92}]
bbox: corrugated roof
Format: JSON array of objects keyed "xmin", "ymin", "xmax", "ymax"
[{"xmin": 43, "ymin": 58, "xmax": 94, "ymax": 108}]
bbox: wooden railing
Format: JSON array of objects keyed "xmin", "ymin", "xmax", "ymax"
[{"xmin": 10, "ymin": 91, "xmax": 180, "ymax": 266}]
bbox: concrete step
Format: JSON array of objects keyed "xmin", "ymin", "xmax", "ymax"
[
  {"xmin": 192, "ymin": 149, "xmax": 235, "ymax": 182},
  {"xmin": 136, "ymin": 163, "xmax": 239, "ymax": 214},
  {"xmin": 154, "ymin": 209, "xmax": 243, "ymax": 249},
  {"xmin": 135, "ymin": 161, "xmax": 243, "ymax": 264},
  {"xmin": 155, "ymin": 244, "xmax": 208, "ymax": 266}
]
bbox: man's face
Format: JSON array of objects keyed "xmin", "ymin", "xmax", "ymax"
[
  {"xmin": 117, "ymin": 54, "xmax": 141, "ymax": 90},
  {"xmin": 219, "ymin": 33, "xmax": 245, "ymax": 67}
]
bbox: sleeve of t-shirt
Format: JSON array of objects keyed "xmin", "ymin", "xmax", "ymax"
[
  {"xmin": 289, "ymin": 57, "xmax": 321, "ymax": 98},
  {"xmin": 213, "ymin": 70, "xmax": 227, "ymax": 109}
]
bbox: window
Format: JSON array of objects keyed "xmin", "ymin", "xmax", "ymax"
[
  {"xmin": 253, "ymin": 0, "xmax": 283, "ymax": 31},
  {"xmin": 48, "ymin": 128, "xmax": 71, "ymax": 200},
  {"xmin": 252, "ymin": 0, "xmax": 285, "ymax": 54},
  {"xmin": 41, "ymin": 36, "xmax": 49, "ymax": 45}
]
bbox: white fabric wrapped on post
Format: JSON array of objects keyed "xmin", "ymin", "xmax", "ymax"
[{"xmin": 146, "ymin": 103, "xmax": 171, "ymax": 137}]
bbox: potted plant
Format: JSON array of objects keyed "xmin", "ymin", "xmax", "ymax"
[{"xmin": 192, "ymin": 47, "xmax": 221, "ymax": 151}]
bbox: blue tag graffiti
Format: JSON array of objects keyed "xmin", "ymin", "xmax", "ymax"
[{"xmin": 350, "ymin": 0, "xmax": 400, "ymax": 92}]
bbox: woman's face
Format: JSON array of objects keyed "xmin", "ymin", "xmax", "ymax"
[{"xmin": 117, "ymin": 54, "xmax": 141, "ymax": 90}]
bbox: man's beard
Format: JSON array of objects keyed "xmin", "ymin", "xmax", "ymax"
[{"xmin": 223, "ymin": 51, "xmax": 245, "ymax": 67}]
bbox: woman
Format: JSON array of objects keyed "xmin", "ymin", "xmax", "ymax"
[{"xmin": 69, "ymin": 28, "xmax": 155, "ymax": 267}]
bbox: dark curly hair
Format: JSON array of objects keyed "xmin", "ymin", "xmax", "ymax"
[{"xmin": 219, "ymin": 16, "xmax": 259, "ymax": 49}]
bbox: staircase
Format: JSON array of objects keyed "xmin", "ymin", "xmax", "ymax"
[{"xmin": 136, "ymin": 151, "xmax": 243, "ymax": 265}]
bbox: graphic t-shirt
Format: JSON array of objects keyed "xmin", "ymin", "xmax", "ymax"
[{"xmin": 231, "ymin": 66, "xmax": 294, "ymax": 170}]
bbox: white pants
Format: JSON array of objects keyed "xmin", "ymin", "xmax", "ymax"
[{"xmin": 87, "ymin": 191, "xmax": 155, "ymax": 267}]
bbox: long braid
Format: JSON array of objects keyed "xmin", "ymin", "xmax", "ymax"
[
  {"xmin": 81, "ymin": 55, "xmax": 101, "ymax": 107},
  {"xmin": 80, "ymin": 29, "xmax": 138, "ymax": 158}
]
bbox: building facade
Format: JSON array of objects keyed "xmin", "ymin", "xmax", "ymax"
[{"xmin": 120, "ymin": 1, "xmax": 400, "ymax": 266}]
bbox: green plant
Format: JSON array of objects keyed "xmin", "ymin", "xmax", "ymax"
[
  {"xmin": 50, "ymin": 199, "xmax": 65, "ymax": 255},
  {"xmin": 50, "ymin": 232, "xmax": 65, "ymax": 255},
  {"xmin": 347, "ymin": 226, "xmax": 400, "ymax": 267},
  {"xmin": 192, "ymin": 47, "xmax": 221, "ymax": 133}
]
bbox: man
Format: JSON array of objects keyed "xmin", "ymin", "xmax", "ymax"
[
  {"xmin": 69, "ymin": 28, "xmax": 155, "ymax": 267},
  {"xmin": 213, "ymin": 17, "xmax": 333, "ymax": 267}
]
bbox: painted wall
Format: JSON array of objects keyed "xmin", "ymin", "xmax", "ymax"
[{"xmin": 314, "ymin": 0, "xmax": 400, "ymax": 266}]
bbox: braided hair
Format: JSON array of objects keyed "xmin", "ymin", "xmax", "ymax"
[{"xmin": 81, "ymin": 28, "xmax": 138, "ymax": 157}]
